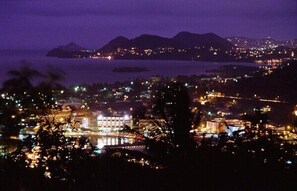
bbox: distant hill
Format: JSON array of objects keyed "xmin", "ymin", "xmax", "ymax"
[
  {"xmin": 98, "ymin": 32, "xmax": 235, "ymax": 61},
  {"xmin": 173, "ymin": 31, "xmax": 233, "ymax": 49},
  {"xmin": 58, "ymin": 42, "xmax": 87, "ymax": 52},
  {"xmin": 99, "ymin": 32, "xmax": 233, "ymax": 52},
  {"xmin": 46, "ymin": 33, "xmax": 296, "ymax": 61},
  {"xmin": 260, "ymin": 63, "xmax": 295, "ymax": 101},
  {"xmin": 100, "ymin": 36, "xmax": 131, "ymax": 52},
  {"xmin": 46, "ymin": 32, "xmax": 235, "ymax": 60},
  {"xmin": 47, "ymin": 42, "xmax": 91, "ymax": 58},
  {"xmin": 132, "ymin": 34, "xmax": 178, "ymax": 49},
  {"xmin": 221, "ymin": 61, "xmax": 297, "ymax": 124},
  {"xmin": 225, "ymin": 61, "xmax": 297, "ymax": 102}
]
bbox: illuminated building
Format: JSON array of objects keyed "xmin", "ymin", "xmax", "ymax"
[
  {"xmin": 97, "ymin": 114, "xmax": 132, "ymax": 131},
  {"xmin": 204, "ymin": 118, "xmax": 251, "ymax": 136}
]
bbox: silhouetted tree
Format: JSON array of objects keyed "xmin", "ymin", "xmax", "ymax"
[
  {"xmin": 35, "ymin": 66, "xmax": 65, "ymax": 114},
  {"xmin": 11, "ymin": 117, "xmax": 94, "ymax": 181},
  {"xmin": 131, "ymin": 104, "xmax": 146, "ymax": 125},
  {"xmin": 0, "ymin": 64, "xmax": 65, "ymax": 136},
  {"xmin": 242, "ymin": 107, "xmax": 268, "ymax": 132},
  {"xmin": 0, "ymin": 97, "xmax": 21, "ymax": 136},
  {"xmin": 153, "ymin": 82, "xmax": 192, "ymax": 149},
  {"xmin": 0, "ymin": 64, "xmax": 41, "ymax": 136},
  {"xmin": 1, "ymin": 62, "xmax": 41, "ymax": 95}
]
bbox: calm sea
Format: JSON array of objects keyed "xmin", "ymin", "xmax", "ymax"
[{"xmin": 0, "ymin": 50, "xmax": 257, "ymax": 87}]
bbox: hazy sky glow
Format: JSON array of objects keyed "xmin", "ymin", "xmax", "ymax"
[{"xmin": 0, "ymin": 0, "xmax": 296, "ymax": 49}]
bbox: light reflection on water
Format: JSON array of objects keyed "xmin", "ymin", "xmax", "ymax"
[
  {"xmin": 0, "ymin": 134, "xmax": 141, "ymax": 156},
  {"xmin": 17, "ymin": 134, "xmax": 138, "ymax": 147},
  {"xmin": 77, "ymin": 135, "xmax": 140, "ymax": 154},
  {"xmin": 15, "ymin": 134, "xmax": 139, "ymax": 154},
  {"xmin": 87, "ymin": 136, "xmax": 136, "ymax": 148}
]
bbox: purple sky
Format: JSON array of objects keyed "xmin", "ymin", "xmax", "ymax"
[{"xmin": 0, "ymin": 0, "xmax": 296, "ymax": 50}]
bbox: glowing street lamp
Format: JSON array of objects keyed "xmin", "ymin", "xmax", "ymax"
[
  {"xmin": 293, "ymin": 105, "xmax": 297, "ymax": 115},
  {"xmin": 293, "ymin": 105, "xmax": 297, "ymax": 131}
]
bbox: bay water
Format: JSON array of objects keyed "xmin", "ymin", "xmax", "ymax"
[{"xmin": 0, "ymin": 50, "xmax": 257, "ymax": 87}]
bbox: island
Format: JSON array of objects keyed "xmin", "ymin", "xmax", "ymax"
[
  {"xmin": 47, "ymin": 42, "xmax": 93, "ymax": 58},
  {"xmin": 112, "ymin": 67, "xmax": 149, "ymax": 73}
]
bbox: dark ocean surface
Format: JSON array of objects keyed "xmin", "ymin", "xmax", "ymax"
[{"xmin": 0, "ymin": 50, "xmax": 258, "ymax": 87}]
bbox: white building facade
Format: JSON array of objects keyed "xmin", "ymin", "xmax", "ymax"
[{"xmin": 97, "ymin": 114, "xmax": 132, "ymax": 131}]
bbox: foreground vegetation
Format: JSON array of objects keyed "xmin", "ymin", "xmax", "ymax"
[
  {"xmin": 1, "ymin": 131, "xmax": 296, "ymax": 191},
  {"xmin": 1, "ymin": 61, "xmax": 297, "ymax": 190}
]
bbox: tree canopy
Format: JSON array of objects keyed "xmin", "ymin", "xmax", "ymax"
[
  {"xmin": 153, "ymin": 82, "xmax": 192, "ymax": 148},
  {"xmin": 0, "ymin": 64, "xmax": 65, "ymax": 136}
]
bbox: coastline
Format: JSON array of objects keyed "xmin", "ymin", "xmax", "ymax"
[{"xmin": 0, "ymin": 50, "xmax": 259, "ymax": 87}]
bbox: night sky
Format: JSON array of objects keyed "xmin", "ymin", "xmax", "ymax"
[{"xmin": 0, "ymin": 0, "xmax": 296, "ymax": 50}]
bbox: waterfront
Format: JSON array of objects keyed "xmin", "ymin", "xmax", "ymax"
[
  {"xmin": 0, "ymin": 50, "xmax": 258, "ymax": 87},
  {"xmin": 0, "ymin": 132, "xmax": 143, "ymax": 156}
]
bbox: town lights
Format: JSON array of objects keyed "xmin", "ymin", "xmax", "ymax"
[
  {"xmin": 293, "ymin": 106, "xmax": 297, "ymax": 131},
  {"xmin": 124, "ymin": 115, "xmax": 129, "ymax": 120},
  {"xmin": 294, "ymin": 107, "xmax": 297, "ymax": 117}
]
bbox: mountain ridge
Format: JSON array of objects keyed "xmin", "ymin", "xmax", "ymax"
[
  {"xmin": 47, "ymin": 42, "xmax": 90, "ymax": 58},
  {"xmin": 57, "ymin": 42, "xmax": 86, "ymax": 52},
  {"xmin": 45, "ymin": 32, "xmax": 297, "ymax": 61},
  {"xmin": 99, "ymin": 31, "xmax": 233, "ymax": 52}
]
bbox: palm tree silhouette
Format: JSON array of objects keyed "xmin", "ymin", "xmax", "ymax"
[{"xmin": 2, "ymin": 62, "xmax": 41, "ymax": 94}]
